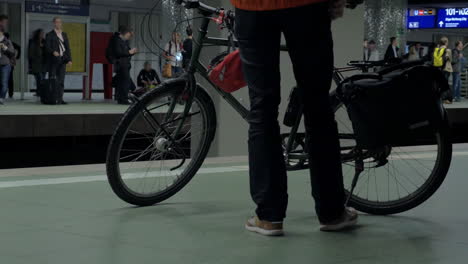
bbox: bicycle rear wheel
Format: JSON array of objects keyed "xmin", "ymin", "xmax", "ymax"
[
  {"xmin": 106, "ymin": 81, "xmax": 217, "ymax": 206},
  {"xmin": 335, "ymin": 104, "xmax": 452, "ymax": 215}
]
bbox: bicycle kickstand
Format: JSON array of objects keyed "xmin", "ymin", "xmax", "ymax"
[{"xmin": 345, "ymin": 150, "xmax": 365, "ymax": 206}]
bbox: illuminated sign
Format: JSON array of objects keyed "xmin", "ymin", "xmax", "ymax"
[
  {"xmin": 25, "ymin": 1, "xmax": 89, "ymax": 16},
  {"xmin": 407, "ymin": 9, "xmax": 437, "ymax": 29},
  {"xmin": 437, "ymin": 8, "xmax": 468, "ymax": 28}
]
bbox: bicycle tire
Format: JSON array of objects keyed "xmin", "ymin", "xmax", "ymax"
[
  {"xmin": 345, "ymin": 119, "xmax": 452, "ymax": 215},
  {"xmin": 106, "ymin": 81, "xmax": 217, "ymax": 206}
]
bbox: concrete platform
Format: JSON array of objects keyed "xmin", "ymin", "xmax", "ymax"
[
  {"xmin": 1, "ymin": 97, "xmax": 468, "ymax": 139},
  {"xmin": 0, "ymin": 152, "xmax": 468, "ymax": 264}
]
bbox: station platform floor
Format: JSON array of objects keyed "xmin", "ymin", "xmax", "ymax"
[
  {"xmin": 1, "ymin": 94, "xmax": 468, "ymax": 116},
  {"xmin": 0, "ymin": 94, "xmax": 128, "ymax": 115},
  {"xmin": 1, "ymin": 148, "xmax": 468, "ymax": 264}
]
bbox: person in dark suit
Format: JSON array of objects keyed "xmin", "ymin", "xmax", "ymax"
[
  {"xmin": 384, "ymin": 37, "xmax": 400, "ymax": 63},
  {"xmin": 45, "ymin": 17, "xmax": 72, "ymax": 105},
  {"xmin": 111, "ymin": 26, "xmax": 138, "ymax": 104}
]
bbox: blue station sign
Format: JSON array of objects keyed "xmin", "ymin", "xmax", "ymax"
[
  {"xmin": 437, "ymin": 8, "xmax": 468, "ymax": 28},
  {"xmin": 25, "ymin": 1, "xmax": 89, "ymax": 16},
  {"xmin": 407, "ymin": 8, "xmax": 437, "ymax": 29}
]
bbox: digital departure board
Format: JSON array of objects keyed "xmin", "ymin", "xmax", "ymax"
[
  {"xmin": 437, "ymin": 8, "xmax": 468, "ymax": 28},
  {"xmin": 407, "ymin": 8, "xmax": 437, "ymax": 29}
]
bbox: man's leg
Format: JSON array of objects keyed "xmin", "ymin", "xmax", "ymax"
[
  {"xmin": 281, "ymin": 3, "xmax": 345, "ymax": 224},
  {"xmin": 117, "ymin": 66, "xmax": 131, "ymax": 103},
  {"xmin": 8, "ymin": 66, "xmax": 14, "ymax": 98},
  {"xmin": 236, "ymin": 8, "xmax": 287, "ymax": 222},
  {"xmin": 57, "ymin": 64, "xmax": 66, "ymax": 102},
  {"xmin": 456, "ymin": 72, "xmax": 462, "ymax": 100},
  {"xmin": 452, "ymin": 72, "xmax": 458, "ymax": 100},
  {"xmin": 0, "ymin": 65, "xmax": 11, "ymax": 100}
]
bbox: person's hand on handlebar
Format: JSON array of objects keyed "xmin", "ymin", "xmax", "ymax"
[{"xmin": 330, "ymin": 0, "xmax": 346, "ymax": 20}]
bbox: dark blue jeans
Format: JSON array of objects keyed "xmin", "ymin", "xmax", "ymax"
[
  {"xmin": 236, "ymin": 3, "xmax": 345, "ymax": 223},
  {"xmin": 0, "ymin": 64, "xmax": 11, "ymax": 99},
  {"xmin": 452, "ymin": 72, "xmax": 461, "ymax": 100}
]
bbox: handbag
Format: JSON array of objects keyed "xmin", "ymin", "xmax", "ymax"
[
  {"xmin": 208, "ymin": 49, "xmax": 246, "ymax": 93},
  {"xmin": 162, "ymin": 63, "xmax": 172, "ymax": 78}
]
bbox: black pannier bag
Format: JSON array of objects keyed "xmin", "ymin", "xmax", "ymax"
[{"xmin": 337, "ymin": 65, "xmax": 449, "ymax": 149}]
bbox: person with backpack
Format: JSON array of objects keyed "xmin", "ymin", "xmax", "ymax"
[
  {"xmin": 163, "ymin": 32, "xmax": 183, "ymax": 78},
  {"xmin": 108, "ymin": 26, "xmax": 138, "ymax": 105},
  {"xmin": 452, "ymin": 41, "xmax": 464, "ymax": 102},
  {"xmin": 433, "ymin": 37, "xmax": 453, "ymax": 104},
  {"xmin": 233, "ymin": 0, "xmax": 358, "ymax": 236}
]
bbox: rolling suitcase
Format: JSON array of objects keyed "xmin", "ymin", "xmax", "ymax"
[{"xmin": 40, "ymin": 78, "xmax": 59, "ymax": 105}]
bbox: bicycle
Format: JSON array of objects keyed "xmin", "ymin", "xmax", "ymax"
[{"xmin": 106, "ymin": 0, "xmax": 452, "ymax": 215}]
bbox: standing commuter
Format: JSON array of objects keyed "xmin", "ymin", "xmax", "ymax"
[
  {"xmin": 45, "ymin": 17, "xmax": 72, "ymax": 105},
  {"xmin": 407, "ymin": 45, "xmax": 420, "ymax": 61},
  {"xmin": 363, "ymin": 39, "xmax": 368, "ymax": 61},
  {"xmin": 233, "ymin": 0, "xmax": 359, "ymax": 236},
  {"xmin": 28, "ymin": 29, "xmax": 46, "ymax": 96},
  {"xmin": 366, "ymin": 40, "xmax": 380, "ymax": 62},
  {"xmin": 182, "ymin": 26, "xmax": 193, "ymax": 70},
  {"xmin": 436, "ymin": 37, "xmax": 453, "ymax": 104},
  {"xmin": 164, "ymin": 32, "xmax": 183, "ymax": 77},
  {"xmin": 415, "ymin": 42, "xmax": 424, "ymax": 58},
  {"xmin": 4, "ymin": 33, "xmax": 20, "ymax": 99},
  {"xmin": 111, "ymin": 26, "xmax": 138, "ymax": 105},
  {"xmin": 384, "ymin": 37, "xmax": 400, "ymax": 63},
  {"xmin": 0, "ymin": 28, "xmax": 14, "ymax": 105},
  {"xmin": 452, "ymin": 41, "xmax": 464, "ymax": 102}
]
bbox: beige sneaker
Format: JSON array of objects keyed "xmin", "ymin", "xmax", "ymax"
[
  {"xmin": 245, "ymin": 216, "xmax": 284, "ymax": 236},
  {"xmin": 320, "ymin": 207, "xmax": 358, "ymax": 232}
]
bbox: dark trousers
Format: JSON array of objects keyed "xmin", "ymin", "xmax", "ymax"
[
  {"xmin": 8, "ymin": 66, "xmax": 14, "ymax": 98},
  {"xmin": 236, "ymin": 3, "xmax": 345, "ymax": 223},
  {"xmin": 115, "ymin": 64, "xmax": 131, "ymax": 102},
  {"xmin": 49, "ymin": 62, "xmax": 66, "ymax": 102},
  {"xmin": 443, "ymin": 71, "xmax": 453, "ymax": 101},
  {"xmin": 34, "ymin": 72, "xmax": 46, "ymax": 96}
]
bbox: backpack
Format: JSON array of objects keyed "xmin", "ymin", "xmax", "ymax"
[
  {"xmin": 433, "ymin": 47, "xmax": 447, "ymax": 68},
  {"xmin": 106, "ymin": 35, "xmax": 116, "ymax": 64}
]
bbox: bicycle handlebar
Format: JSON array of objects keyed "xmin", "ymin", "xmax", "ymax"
[{"xmin": 177, "ymin": 0, "xmax": 221, "ymax": 15}]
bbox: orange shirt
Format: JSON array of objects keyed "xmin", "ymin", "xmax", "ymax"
[{"xmin": 230, "ymin": 0, "xmax": 328, "ymax": 11}]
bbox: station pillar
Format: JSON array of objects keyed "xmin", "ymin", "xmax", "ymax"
[{"xmin": 364, "ymin": 0, "xmax": 408, "ymax": 58}]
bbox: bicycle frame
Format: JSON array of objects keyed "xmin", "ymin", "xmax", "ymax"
[{"xmin": 177, "ymin": 12, "xmax": 359, "ymax": 170}]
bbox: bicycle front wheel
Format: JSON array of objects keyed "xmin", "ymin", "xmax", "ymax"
[{"xmin": 106, "ymin": 81, "xmax": 217, "ymax": 206}]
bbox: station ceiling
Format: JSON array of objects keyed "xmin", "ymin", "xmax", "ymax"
[{"xmin": 409, "ymin": 0, "xmax": 468, "ymax": 7}]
